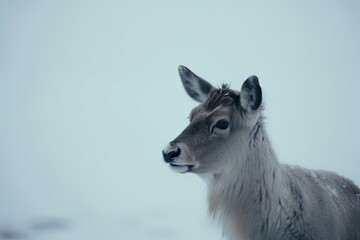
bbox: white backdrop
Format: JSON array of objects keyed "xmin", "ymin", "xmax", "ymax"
[{"xmin": 1, "ymin": 1, "xmax": 359, "ymax": 239}]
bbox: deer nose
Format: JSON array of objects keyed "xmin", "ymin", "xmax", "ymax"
[{"xmin": 162, "ymin": 147, "xmax": 181, "ymax": 163}]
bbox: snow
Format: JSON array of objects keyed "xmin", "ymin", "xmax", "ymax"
[
  {"xmin": 310, "ymin": 171, "xmax": 318, "ymax": 179},
  {"xmin": 325, "ymin": 185, "xmax": 338, "ymax": 198}
]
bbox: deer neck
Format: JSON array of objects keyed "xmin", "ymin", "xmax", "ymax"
[{"xmin": 206, "ymin": 125, "xmax": 289, "ymax": 239}]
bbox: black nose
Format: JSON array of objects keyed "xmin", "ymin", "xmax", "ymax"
[{"xmin": 162, "ymin": 148, "xmax": 181, "ymax": 163}]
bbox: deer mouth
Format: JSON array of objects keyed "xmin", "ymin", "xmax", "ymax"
[{"xmin": 169, "ymin": 163, "xmax": 194, "ymax": 173}]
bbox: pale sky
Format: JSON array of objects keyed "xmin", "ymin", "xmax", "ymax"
[{"xmin": 1, "ymin": 1, "xmax": 359, "ymax": 239}]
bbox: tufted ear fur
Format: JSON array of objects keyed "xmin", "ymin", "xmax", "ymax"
[
  {"xmin": 240, "ymin": 75, "xmax": 262, "ymax": 112},
  {"xmin": 178, "ymin": 65, "xmax": 215, "ymax": 103}
]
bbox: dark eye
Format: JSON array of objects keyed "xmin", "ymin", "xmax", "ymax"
[{"xmin": 214, "ymin": 120, "xmax": 229, "ymax": 130}]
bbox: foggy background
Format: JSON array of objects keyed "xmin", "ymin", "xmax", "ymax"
[{"xmin": 1, "ymin": 1, "xmax": 359, "ymax": 239}]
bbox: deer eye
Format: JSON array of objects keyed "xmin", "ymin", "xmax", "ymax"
[{"xmin": 214, "ymin": 119, "xmax": 229, "ymax": 130}]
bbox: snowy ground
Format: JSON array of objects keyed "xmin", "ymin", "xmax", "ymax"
[
  {"xmin": 0, "ymin": 210, "xmax": 219, "ymax": 240},
  {"xmin": 1, "ymin": 1, "xmax": 360, "ymax": 239}
]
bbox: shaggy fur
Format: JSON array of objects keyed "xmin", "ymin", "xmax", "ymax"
[{"xmin": 162, "ymin": 66, "xmax": 360, "ymax": 240}]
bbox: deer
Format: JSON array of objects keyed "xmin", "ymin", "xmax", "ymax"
[{"xmin": 162, "ymin": 65, "xmax": 360, "ymax": 240}]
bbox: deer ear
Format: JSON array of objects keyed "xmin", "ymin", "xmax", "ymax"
[
  {"xmin": 240, "ymin": 75, "xmax": 262, "ymax": 111},
  {"xmin": 178, "ymin": 65, "xmax": 214, "ymax": 103}
]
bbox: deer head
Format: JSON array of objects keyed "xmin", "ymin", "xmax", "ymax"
[{"xmin": 162, "ymin": 66, "xmax": 262, "ymax": 175}]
